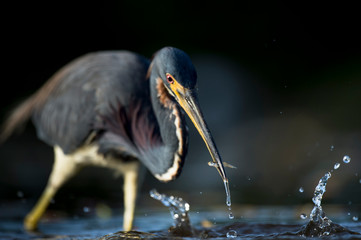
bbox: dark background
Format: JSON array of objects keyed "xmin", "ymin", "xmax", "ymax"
[{"xmin": 1, "ymin": 1, "xmax": 360, "ymax": 218}]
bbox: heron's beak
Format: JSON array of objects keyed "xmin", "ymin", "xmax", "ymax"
[{"xmin": 170, "ymin": 82, "xmax": 228, "ymax": 183}]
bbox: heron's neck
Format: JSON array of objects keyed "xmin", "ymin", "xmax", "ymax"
[{"xmin": 148, "ymin": 75, "xmax": 188, "ymax": 182}]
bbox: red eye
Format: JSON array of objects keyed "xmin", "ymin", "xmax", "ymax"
[{"xmin": 166, "ymin": 74, "xmax": 174, "ymax": 84}]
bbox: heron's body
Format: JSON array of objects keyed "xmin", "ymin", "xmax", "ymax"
[
  {"xmin": 32, "ymin": 51, "xmax": 187, "ymax": 179},
  {"xmin": 1, "ymin": 47, "xmax": 229, "ymax": 232}
]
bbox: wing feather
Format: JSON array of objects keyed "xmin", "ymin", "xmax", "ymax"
[{"xmin": 32, "ymin": 51, "xmax": 150, "ymax": 154}]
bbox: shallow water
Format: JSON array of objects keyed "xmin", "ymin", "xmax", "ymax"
[
  {"xmin": 1, "ymin": 157, "xmax": 360, "ymax": 239},
  {"xmin": 1, "ymin": 205, "xmax": 360, "ymax": 239}
]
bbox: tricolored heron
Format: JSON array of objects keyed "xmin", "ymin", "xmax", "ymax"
[{"xmin": 0, "ymin": 47, "xmax": 229, "ymax": 231}]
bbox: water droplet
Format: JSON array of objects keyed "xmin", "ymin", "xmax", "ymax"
[
  {"xmin": 347, "ymin": 212, "xmax": 351, "ymax": 216},
  {"xmin": 300, "ymin": 213, "xmax": 307, "ymax": 219},
  {"xmin": 184, "ymin": 203, "xmax": 190, "ymax": 211},
  {"xmin": 173, "ymin": 213, "xmax": 179, "ymax": 219},
  {"xmin": 17, "ymin": 191, "xmax": 24, "ymax": 198},
  {"xmin": 149, "ymin": 189, "xmax": 160, "ymax": 200},
  {"xmin": 229, "ymin": 212, "xmax": 234, "ymax": 219},
  {"xmin": 343, "ymin": 155, "xmax": 351, "ymax": 163},
  {"xmin": 247, "ymin": 176, "xmax": 251, "ymax": 181},
  {"xmin": 83, "ymin": 207, "xmax": 90, "ymax": 213},
  {"xmin": 330, "ymin": 145, "xmax": 335, "ymax": 151},
  {"xmin": 352, "ymin": 216, "xmax": 358, "ymax": 221},
  {"xmin": 199, "ymin": 192, "xmax": 203, "ymax": 195},
  {"xmin": 359, "ymin": 179, "xmax": 361, "ymax": 184},
  {"xmin": 299, "ymin": 187, "xmax": 304, "ymax": 193},
  {"xmin": 226, "ymin": 230, "xmax": 237, "ymax": 238},
  {"xmin": 224, "ymin": 180, "xmax": 232, "ymax": 207},
  {"xmin": 334, "ymin": 162, "xmax": 340, "ymax": 169}
]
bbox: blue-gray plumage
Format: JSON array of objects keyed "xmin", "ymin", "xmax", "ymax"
[{"xmin": 0, "ymin": 47, "xmax": 229, "ymax": 232}]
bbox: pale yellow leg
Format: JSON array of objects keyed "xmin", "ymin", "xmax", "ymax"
[
  {"xmin": 24, "ymin": 146, "xmax": 80, "ymax": 231},
  {"xmin": 24, "ymin": 184, "xmax": 57, "ymax": 230},
  {"xmin": 122, "ymin": 162, "xmax": 139, "ymax": 231}
]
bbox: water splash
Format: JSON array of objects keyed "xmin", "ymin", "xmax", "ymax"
[
  {"xmin": 149, "ymin": 189, "xmax": 239, "ymax": 238},
  {"xmin": 299, "ymin": 155, "xmax": 358, "ymax": 237},
  {"xmin": 226, "ymin": 230, "xmax": 237, "ymax": 238},
  {"xmin": 298, "ymin": 187, "xmax": 304, "ymax": 193},
  {"xmin": 311, "ymin": 172, "xmax": 331, "ymax": 210},
  {"xmin": 299, "ymin": 170, "xmax": 350, "ymax": 237},
  {"xmin": 149, "ymin": 189, "xmax": 193, "ymax": 236}
]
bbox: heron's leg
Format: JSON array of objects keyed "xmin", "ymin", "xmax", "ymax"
[
  {"xmin": 24, "ymin": 146, "xmax": 80, "ymax": 231},
  {"xmin": 24, "ymin": 183, "xmax": 57, "ymax": 231},
  {"xmin": 122, "ymin": 162, "xmax": 139, "ymax": 231}
]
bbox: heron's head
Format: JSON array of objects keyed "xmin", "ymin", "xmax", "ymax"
[
  {"xmin": 151, "ymin": 47, "xmax": 228, "ymax": 184},
  {"xmin": 153, "ymin": 46, "xmax": 197, "ymax": 92}
]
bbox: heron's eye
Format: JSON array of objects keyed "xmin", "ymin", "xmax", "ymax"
[{"xmin": 166, "ymin": 74, "xmax": 174, "ymax": 84}]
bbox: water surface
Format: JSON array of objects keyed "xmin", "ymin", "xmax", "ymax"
[
  {"xmin": 1, "ymin": 204, "xmax": 360, "ymax": 239},
  {"xmin": 1, "ymin": 156, "xmax": 360, "ymax": 239}
]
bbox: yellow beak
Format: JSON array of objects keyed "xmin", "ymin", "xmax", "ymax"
[{"xmin": 169, "ymin": 80, "xmax": 228, "ymax": 184}]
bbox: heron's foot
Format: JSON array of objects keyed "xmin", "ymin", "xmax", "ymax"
[
  {"xmin": 23, "ymin": 187, "xmax": 57, "ymax": 232},
  {"xmin": 123, "ymin": 221, "xmax": 132, "ymax": 232},
  {"xmin": 24, "ymin": 213, "xmax": 39, "ymax": 231}
]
